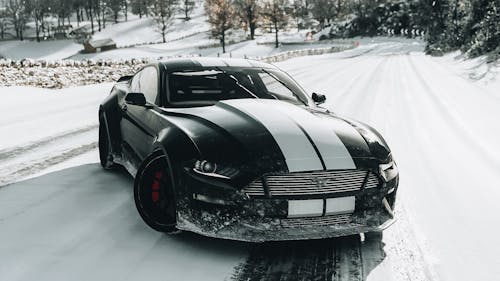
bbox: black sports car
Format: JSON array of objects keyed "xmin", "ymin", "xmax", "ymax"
[{"xmin": 98, "ymin": 57, "xmax": 399, "ymax": 242}]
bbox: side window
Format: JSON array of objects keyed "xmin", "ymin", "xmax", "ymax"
[
  {"xmin": 130, "ymin": 71, "xmax": 141, "ymax": 92},
  {"xmin": 258, "ymin": 72, "xmax": 298, "ymax": 102},
  {"xmin": 139, "ymin": 67, "xmax": 159, "ymax": 104}
]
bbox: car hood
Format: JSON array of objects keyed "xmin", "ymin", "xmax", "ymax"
[{"xmin": 158, "ymin": 99, "xmax": 390, "ymax": 181}]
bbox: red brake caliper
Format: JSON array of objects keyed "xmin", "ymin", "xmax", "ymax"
[{"xmin": 151, "ymin": 171, "xmax": 163, "ymax": 203}]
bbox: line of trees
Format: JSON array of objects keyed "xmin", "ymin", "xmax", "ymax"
[
  {"xmin": 205, "ymin": 0, "xmax": 499, "ymax": 58},
  {"xmin": 206, "ymin": 0, "xmax": 289, "ymax": 52},
  {"xmin": 1, "ymin": 0, "xmax": 498, "ymax": 58},
  {"xmin": 0, "ymin": 0, "xmax": 196, "ymax": 42}
]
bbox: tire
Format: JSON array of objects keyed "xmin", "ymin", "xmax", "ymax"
[
  {"xmin": 134, "ymin": 153, "xmax": 177, "ymax": 233},
  {"xmin": 98, "ymin": 114, "xmax": 118, "ymax": 170}
]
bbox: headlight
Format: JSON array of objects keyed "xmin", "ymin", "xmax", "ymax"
[
  {"xmin": 193, "ymin": 160, "xmax": 239, "ymax": 179},
  {"xmin": 379, "ymin": 160, "xmax": 398, "ymax": 182}
]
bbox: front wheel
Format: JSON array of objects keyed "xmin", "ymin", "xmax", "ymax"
[{"xmin": 134, "ymin": 153, "xmax": 177, "ymax": 233}]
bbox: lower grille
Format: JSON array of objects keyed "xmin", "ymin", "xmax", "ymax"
[
  {"xmin": 281, "ymin": 214, "xmax": 352, "ymax": 228},
  {"xmin": 244, "ymin": 170, "xmax": 380, "ymax": 197}
]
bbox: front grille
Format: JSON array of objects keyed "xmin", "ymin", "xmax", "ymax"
[
  {"xmin": 243, "ymin": 170, "xmax": 380, "ymax": 197},
  {"xmin": 281, "ymin": 214, "xmax": 352, "ymax": 228}
]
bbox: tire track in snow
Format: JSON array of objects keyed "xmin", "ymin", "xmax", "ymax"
[
  {"xmin": 0, "ymin": 124, "xmax": 97, "ymax": 161},
  {"xmin": 230, "ymin": 232, "xmax": 409, "ymax": 281},
  {"xmin": 334, "ymin": 57, "xmax": 390, "ymax": 114},
  {"xmin": 231, "ymin": 235, "xmax": 374, "ymax": 281},
  {"xmin": 0, "ymin": 101, "xmax": 99, "ymax": 128},
  {"xmin": 0, "ymin": 142, "xmax": 97, "ymax": 187},
  {"xmin": 405, "ymin": 55, "xmax": 500, "ymax": 168}
]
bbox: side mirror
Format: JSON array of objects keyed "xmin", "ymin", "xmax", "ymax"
[
  {"xmin": 125, "ymin": 92, "xmax": 147, "ymax": 106},
  {"xmin": 312, "ymin": 92, "xmax": 326, "ymax": 104}
]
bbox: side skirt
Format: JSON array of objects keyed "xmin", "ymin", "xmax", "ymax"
[{"xmin": 114, "ymin": 142, "xmax": 141, "ymax": 178}]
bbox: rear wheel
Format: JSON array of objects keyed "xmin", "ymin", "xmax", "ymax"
[
  {"xmin": 134, "ymin": 154, "xmax": 177, "ymax": 233},
  {"xmin": 98, "ymin": 115, "xmax": 118, "ymax": 170}
]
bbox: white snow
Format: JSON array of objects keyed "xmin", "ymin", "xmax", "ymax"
[
  {"xmin": 0, "ymin": 40, "xmax": 82, "ymax": 60},
  {"xmin": 277, "ymin": 41, "xmax": 500, "ymax": 281},
  {"xmin": 0, "ymin": 83, "xmax": 112, "ymax": 185},
  {"xmin": 0, "ymin": 83, "xmax": 112, "ymax": 151},
  {"xmin": 91, "ymin": 2, "xmax": 210, "ymax": 47},
  {"xmin": 1, "ymin": 39, "xmax": 500, "ymax": 281}
]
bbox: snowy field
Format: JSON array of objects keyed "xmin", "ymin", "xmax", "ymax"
[
  {"xmin": 0, "ymin": 1, "xmax": 351, "ymax": 62},
  {"xmin": 1, "ymin": 40, "xmax": 500, "ymax": 281}
]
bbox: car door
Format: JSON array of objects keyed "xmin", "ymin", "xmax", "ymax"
[{"xmin": 120, "ymin": 66, "xmax": 160, "ymax": 166}]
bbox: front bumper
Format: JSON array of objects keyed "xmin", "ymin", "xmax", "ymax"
[
  {"xmin": 175, "ymin": 170, "xmax": 398, "ymax": 242},
  {"xmin": 177, "ymin": 208, "xmax": 395, "ymax": 242}
]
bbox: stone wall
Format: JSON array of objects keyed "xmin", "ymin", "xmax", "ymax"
[{"xmin": 0, "ymin": 44, "xmax": 354, "ymax": 88}]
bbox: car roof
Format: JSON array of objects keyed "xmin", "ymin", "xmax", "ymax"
[{"xmin": 159, "ymin": 57, "xmax": 277, "ymax": 72}]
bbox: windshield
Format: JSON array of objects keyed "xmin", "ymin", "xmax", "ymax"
[{"xmin": 167, "ymin": 67, "xmax": 311, "ymax": 106}]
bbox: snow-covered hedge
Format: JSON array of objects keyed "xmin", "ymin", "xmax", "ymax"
[{"xmin": 0, "ymin": 45, "xmax": 354, "ymax": 88}]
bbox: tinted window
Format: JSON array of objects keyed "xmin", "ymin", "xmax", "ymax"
[
  {"xmin": 168, "ymin": 68, "xmax": 310, "ymax": 105},
  {"xmin": 139, "ymin": 67, "xmax": 159, "ymax": 104}
]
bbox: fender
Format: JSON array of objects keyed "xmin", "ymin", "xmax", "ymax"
[
  {"xmin": 152, "ymin": 126, "xmax": 200, "ymax": 185},
  {"xmin": 100, "ymin": 86, "xmax": 126, "ymax": 155},
  {"xmin": 149, "ymin": 126, "xmax": 200, "ymax": 224}
]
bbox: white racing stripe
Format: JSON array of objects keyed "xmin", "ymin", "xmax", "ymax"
[
  {"xmin": 262, "ymin": 100, "xmax": 356, "ymax": 169},
  {"xmin": 221, "ymin": 99, "xmax": 324, "ymax": 172}
]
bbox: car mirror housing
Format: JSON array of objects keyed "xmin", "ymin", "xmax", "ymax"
[
  {"xmin": 312, "ymin": 92, "xmax": 326, "ymax": 104},
  {"xmin": 125, "ymin": 92, "xmax": 147, "ymax": 106}
]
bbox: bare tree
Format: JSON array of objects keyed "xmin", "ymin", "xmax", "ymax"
[
  {"xmin": 73, "ymin": 0, "xmax": 87, "ymax": 27},
  {"xmin": 261, "ymin": 0, "xmax": 288, "ymax": 48},
  {"xmin": 131, "ymin": 0, "xmax": 151, "ymax": 18},
  {"xmin": 123, "ymin": 0, "xmax": 128, "ymax": 21},
  {"xmin": 106, "ymin": 0, "xmax": 123, "ymax": 23},
  {"xmin": 234, "ymin": 0, "xmax": 259, "ymax": 40},
  {"xmin": 0, "ymin": 2, "xmax": 10, "ymax": 40},
  {"xmin": 205, "ymin": 0, "xmax": 235, "ymax": 53},
  {"xmin": 100, "ymin": 0, "xmax": 106, "ymax": 29},
  {"xmin": 179, "ymin": 0, "xmax": 194, "ymax": 20},
  {"xmin": 87, "ymin": 0, "xmax": 95, "ymax": 33},
  {"xmin": 150, "ymin": 0, "xmax": 177, "ymax": 43},
  {"xmin": 6, "ymin": 0, "xmax": 28, "ymax": 40},
  {"xmin": 25, "ymin": 0, "xmax": 48, "ymax": 42}
]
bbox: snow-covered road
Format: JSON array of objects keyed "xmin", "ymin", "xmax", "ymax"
[
  {"xmin": 1, "ymin": 41, "xmax": 499, "ymax": 281},
  {"xmin": 279, "ymin": 43, "xmax": 500, "ymax": 281}
]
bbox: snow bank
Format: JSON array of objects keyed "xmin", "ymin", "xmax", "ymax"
[{"xmin": 0, "ymin": 44, "xmax": 353, "ymax": 88}]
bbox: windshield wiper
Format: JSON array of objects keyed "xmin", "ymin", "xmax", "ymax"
[
  {"xmin": 214, "ymin": 67, "xmax": 259, "ymax": 99},
  {"xmin": 260, "ymin": 68, "xmax": 308, "ymax": 106}
]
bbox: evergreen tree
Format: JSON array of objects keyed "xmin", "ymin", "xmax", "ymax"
[
  {"xmin": 290, "ymin": 0, "xmax": 307, "ymax": 31},
  {"xmin": 310, "ymin": 0, "xmax": 335, "ymax": 29},
  {"xmin": 468, "ymin": 0, "xmax": 500, "ymax": 57}
]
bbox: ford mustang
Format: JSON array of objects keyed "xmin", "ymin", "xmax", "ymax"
[{"xmin": 98, "ymin": 57, "xmax": 399, "ymax": 242}]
